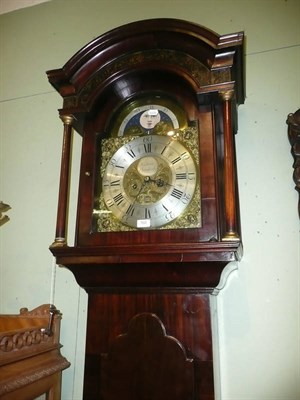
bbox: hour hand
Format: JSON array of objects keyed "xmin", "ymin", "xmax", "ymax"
[{"xmin": 154, "ymin": 177, "xmax": 172, "ymax": 187}]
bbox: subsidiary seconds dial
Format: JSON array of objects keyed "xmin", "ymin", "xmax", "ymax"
[{"xmin": 102, "ymin": 135, "xmax": 197, "ymax": 229}]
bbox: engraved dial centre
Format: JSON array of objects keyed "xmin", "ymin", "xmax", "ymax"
[{"xmin": 124, "ymin": 156, "xmax": 172, "ymax": 205}]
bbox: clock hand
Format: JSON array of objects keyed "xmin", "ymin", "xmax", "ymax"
[
  {"xmin": 148, "ymin": 177, "xmax": 173, "ymax": 188},
  {"xmin": 130, "ymin": 176, "xmax": 152, "ymax": 204},
  {"xmin": 156, "ymin": 178, "xmax": 172, "ymax": 187}
]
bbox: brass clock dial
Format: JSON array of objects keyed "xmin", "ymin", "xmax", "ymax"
[
  {"xmin": 92, "ymin": 95, "xmax": 201, "ymax": 232},
  {"xmin": 94, "ymin": 126, "xmax": 201, "ymax": 232},
  {"xmin": 102, "ymin": 134, "xmax": 196, "ymax": 229}
]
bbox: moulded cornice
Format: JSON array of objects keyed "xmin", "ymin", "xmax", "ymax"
[{"xmin": 46, "ymin": 18, "xmax": 245, "ymax": 107}]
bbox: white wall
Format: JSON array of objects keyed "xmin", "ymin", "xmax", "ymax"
[
  {"xmin": 0, "ymin": 1, "xmax": 299, "ymax": 399},
  {"xmin": 0, "ymin": 0, "xmax": 51, "ymax": 15}
]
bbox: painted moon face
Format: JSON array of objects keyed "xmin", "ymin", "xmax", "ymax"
[{"xmin": 139, "ymin": 109, "xmax": 161, "ymax": 129}]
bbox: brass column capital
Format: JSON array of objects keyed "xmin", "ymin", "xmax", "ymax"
[
  {"xmin": 219, "ymin": 89, "xmax": 234, "ymax": 102},
  {"xmin": 60, "ymin": 114, "xmax": 75, "ymax": 126}
]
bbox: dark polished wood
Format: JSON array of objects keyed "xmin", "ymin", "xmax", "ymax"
[
  {"xmin": 84, "ymin": 293, "xmax": 213, "ymax": 400},
  {"xmin": 101, "ymin": 313, "xmax": 194, "ymax": 399},
  {"xmin": 47, "ymin": 19, "xmax": 245, "ymax": 399},
  {"xmin": 53, "ymin": 116, "xmax": 74, "ymax": 246},
  {"xmin": 222, "ymin": 92, "xmax": 239, "ymax": 239},
  {"xmin": 287, "ymin": 109, "xmax": 300, "ymax": 217}
]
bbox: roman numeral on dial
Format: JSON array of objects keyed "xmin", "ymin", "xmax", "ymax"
[
  {"xmin": 144, "ymin": 143, "xmax": 152, "ymax": 153},
  {"xmin": 113, "ymin": 193, "xmax": 124, "ymax": 205},
  {"xmin": 110, "ymin": 179, "xmax": 120, "ymax": 186},
  {"xmin": 127, "ymin": 149, "xmax": 136, "ymax": 158},
  {"xmin": 126, "ymin": 204, "xmax": 135, "ymax": 216},
  {"xmin": 171, "ymin": 188, "xmax": 184, "ymax": 199},
  {"xmin": 176, "ymin": 172, "xmax": 196, "ymax": 180}
]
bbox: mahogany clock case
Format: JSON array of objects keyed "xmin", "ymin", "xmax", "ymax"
[{"xmin": 46, "ymin": 19, "xmax": 245, "ymax": 400}]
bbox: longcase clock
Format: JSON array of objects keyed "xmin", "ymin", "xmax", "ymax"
[{"xmin": 47, "ymin": 19, "xmax": 245, "ymax": 399}]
